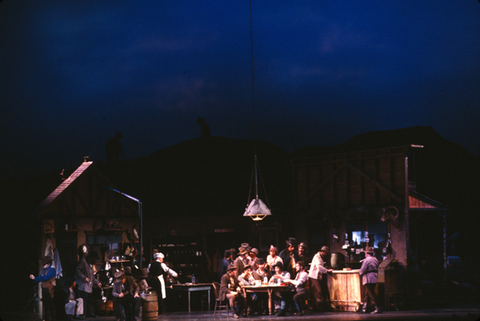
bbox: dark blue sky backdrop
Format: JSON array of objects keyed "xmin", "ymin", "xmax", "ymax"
[{"xmin": 1, "ymin": 1, "xmax": 479, "ymax": 178}]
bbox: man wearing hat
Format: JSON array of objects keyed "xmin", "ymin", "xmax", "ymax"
[
  {"xmin": 238, "ymin": 265, "xmax": 259, "ymax": 315},
  {"xmin": 252, "ymin": 258, "xmax": 271, "ymax": 315},
  {"xmin": 220, "ymin": 264, "xmax": 244, "ymax": 319},
  {"xmin": 359, "ymin": 246, "xmax": 381, "ymax": 314},
  {"xmin": 297, "ymin": 242, "xmax": 311, "ymax": 267},
  {"xmin": 279, "ymin": 237, "xmax": 299, "ymax": 279},
  {"xmin": 269, "ymin": 262, "xmax": 290, "ymax": 315},
  {"xmin": 281, "ymin": 261, "xmax": 309, "ymax": 316},
  {"xmin": 234, "ymin": 247, "xmax": 249, "ymax": 276},
  {"xmin": 112, "ymin": 271, "xmax": 141, "ymax": 321},
  {"xmin": 270, "ymin": 262, "xmax": 290, "ymax": 284},
  {"xmin": 149, "ymin": 252, "xmax": 178, "ymax": 314},
  {"xmin": 75, "ymin": 248, "xmax": 101, "ymax": 318},
  {"xmin": 248, "ymin": 248, "xmax": 259, "ymax": 270},
  {"xmin": 30, "ymin": 256, "xmax": 57, "ymax": 321},
  {"xmin": 308, "ymin": 246, "xmax": 333, "ymax": 311},
  {"xmin": 253, "ymin": 258, "xmax": 271, "ymax": 283},
  {"xmin": 266, "ymin": 245, "xmax": 282, "ymax": 273}
]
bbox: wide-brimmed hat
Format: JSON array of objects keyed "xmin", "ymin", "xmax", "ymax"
[
  {"xmin": 364, "ymin": 246, "xmax": 375, "ymax": 254},
  {"xmin": 257, "ymin": 258, "xmax": 265, "ymax": 265},
  {"xmin": 286, "ymin": 237, "xmax": 296, "ymax": 247},
  {"xmin": 269, "ymin": 245, "xmax": 278, "ymax": 253},
  {"xmin": 273, "ymin": 262, "xmax": 284, "ymax": 270},
  {"xmin": 40, "ymin": 256, "xmax": 53, "ymax": 265},
  {"xmin": 114, "ymin": 271, "xmax": 124, "ymax": 279},
  {"xmin": 243, "ymin": 265, "xmax": 253, "ymax": 272},
  {"xmin": 238, "ymin": 248, "xmax": 248, "ymax": 255},
  {"xmin": 320, "ymin": 246, "xmax": 330, "ymax": 253},
  {"xmin": 226, "ymin": 264, "xmax": 236, "ymax": 272},
  {"xmin": 250, "ymin": 248, "xmax": 259, "ymax": 255},
  {"xmin": 239, "ymin": 243, "xmax": 251, "ymax": 251},
  {"xmin": 298, "ymin": 242, "xmax": 307, "ymax": 249}
]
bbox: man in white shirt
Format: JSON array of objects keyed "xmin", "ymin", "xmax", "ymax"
[
  {"xmin": 308, "ymin": 246, "xmax": 332, "ymax": 311},
  {"xmin": 282, "ymin": 261, "xmax": 309, "ymax": 316}
]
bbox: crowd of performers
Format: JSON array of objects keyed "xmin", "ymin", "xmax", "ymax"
[
  {"xmin": 29, "ymin": 245, "xmax": 177, "ymax": 321},
  {"xmin": 218, "ymin": 238, "xmax": 381, "ymax": 318},
  {"xmin": 30, "ymin": 238, "xmax": 380, "ymax": 320}
]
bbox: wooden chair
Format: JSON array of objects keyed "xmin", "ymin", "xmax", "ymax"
[{"xmin": 213, "ymin": 282, "xmax": 229, "ymax": 317}]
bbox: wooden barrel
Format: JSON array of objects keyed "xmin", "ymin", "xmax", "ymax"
[
  {"xmin": 331, "ymin": 252, "xmax": 345, "ymax": 270},
  {"xmin": 142, "ymin": 292, "xmax": 158, "ymax": 321}
]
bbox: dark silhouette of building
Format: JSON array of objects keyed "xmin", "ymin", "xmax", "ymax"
[
  {"xmin": 196, "ymin": 117, "xmax": 211, "ymax": 138},
  {"xmin": 105, "ymin": 132, "xmax": 124, "ymax": 164}
]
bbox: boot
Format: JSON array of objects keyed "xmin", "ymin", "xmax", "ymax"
[
  {"xmin": 361, "ymin": 301, "xmax": 368, "ymax": 313},
  {"xmin": 371, "ymin": 306, "xmax": 382, "ymax": 314}
]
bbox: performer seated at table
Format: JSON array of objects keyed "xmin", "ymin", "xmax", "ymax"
[
  {"xmin": 269, "ymin": 262, "xmax": 290, "ymax": 313},
  {"xmin": 253, "ymin": 258, "xmax": 272, "ymax": 283},
  {"xmin": 266, "ymin": 245, "xmax": 283, "ymax": 274},
  {"xmin": 252, "ymin": 258, "xmax": 271, "ymax": 315},
  {"xmin": 220, "ymin": 264, "xmax": 244, "ymax": 319},
  {"xmin": 238, "ymin": 265, "xmax": 258, "ymax": 315},
  {"xmin": 112, "ymin": 271, "xmax": 141, "ymax": 321},
  {"xmin": 280, "ymin": 261, "xmax": 309, "ymax": 316}
]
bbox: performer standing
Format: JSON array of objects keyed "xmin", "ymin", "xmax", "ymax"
[
  {"xmin": 308, "ymin": 246, "xmax": 332, "ymax": 311},
  {"xmin": 279, "ymin": 237, "xmax": 299, "ymax": 279},
  {"xmin": 75, "ymin": 246, "xmax": 101, "ymax": 318},
  {"xmin": 148, "ymin": 252, "xmax": 178, "ymax": 314},
  {"xmin": 359, "ymin": 246, "xmax": 381, "ymax": 314},
  {"xmin": 30, "ymin": 256, "xmax": 57, "ymax": 321}
]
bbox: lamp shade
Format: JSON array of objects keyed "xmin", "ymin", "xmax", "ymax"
[{"xmin": 243, "ymin": 198, "xmax": 271, "ymax": 221}]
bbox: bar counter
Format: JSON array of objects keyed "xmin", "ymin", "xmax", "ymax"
[{"xmin": 327, "ymin": 269, "xmax": 363, "ymax": 312}]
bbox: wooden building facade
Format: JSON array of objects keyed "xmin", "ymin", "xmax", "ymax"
[
  {"xmin": 34, "ymin": 158, "xmax": 140, "ymax": 316},
  {"xmin": 291, "ymin": 144, "xmax": 448, "ymax": 308}
]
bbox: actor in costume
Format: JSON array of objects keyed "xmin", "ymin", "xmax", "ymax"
[
  {"xmin": 148, "ymin": 252, "xmax": 178, "ymax": 314},
  {"xmin": 266, "ymin": 245, "xmax": 282, "ymax": 273},
  {"xmin": 30, "ymin": 256, "xmax": 57, "ymax": 321},
  {"xmin": 65, "ymin": 279, "xmax": 83, "ymax": 320},
  {"xmin": 308, "ymin": 246, "xmax": 332, "ymax": 311},
  {"xmin": 219, "ymin": 250, "xmax": 233, "ymax": 280},
  {"xmin": 279, "ymin": 237, "xmax": 299, "ymax": 279},
  {"xmin": 75, "ymin": 246, "xmax": 101, "ymax": 318},
  {"xmin": 220, "ymin": 264, "xmax": 244, "ymax": 319},
  {"xmin": 112, "ymin": 271, "xmax": 141, "ymax": 321},
  {"xmin": 281, "ymin": 261, "xmax": 309, "ymax": 316},
  {"xmin": 248, "ymin": 248, "xmax": 259, "ymax": 270},
  {"xmin": 269, "ymin": 262, "xmax": 290, "ymax": 313},
  {"xmin": 359, "ymin": 246, "xmax": 381, "ymax": 314},
  {"xmin": 297, "ymin": 242, "xmax": 311, "ymax": 267},
  {"xmin": 233, "ymin": 248, "xmax": 249, "ymax": 277},
  {"xmin": 238, "ymin": 265, "xmax": 258, "ymax": 315}
]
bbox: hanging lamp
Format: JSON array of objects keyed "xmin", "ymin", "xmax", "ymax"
[{"xmin": 243, "ymin": 0, "xmax": 272, "ymax": 221}]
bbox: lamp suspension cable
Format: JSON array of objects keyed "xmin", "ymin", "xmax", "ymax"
[
  {"xmin": 249, "ymin": 0, "xmax": 259, "ymax": 200},
  {"xmin": 243, "ymin": 0, "xmax": 272, "ymax": 221}
]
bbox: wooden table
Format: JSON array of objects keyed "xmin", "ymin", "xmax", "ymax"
[
  {"xmin": 172, "ymin": 283, "xmax": 212, "ymax": 313},
  {"xmin": 242, "ymin": 284, "xmax": 288, "ymax": 316},
  {"xmin": 327, "ymin": 269, "xmax": 363, "ymax": 312}
]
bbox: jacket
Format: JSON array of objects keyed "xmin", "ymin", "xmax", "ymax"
[
  {"xmin": 308, "ymin": 252, "xmax": 328, "ymax": 280},
  {"xmin": 359, "ymin": 255, "xmax": 379, "ymax": 285}
]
